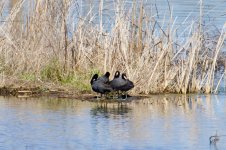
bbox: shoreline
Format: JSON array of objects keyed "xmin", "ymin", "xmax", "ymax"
[
  {"xmin": 0, "ymin": 79, "xmax": 86, "ymax": 99},
  {"xmin": 0, "ymin": 79, "xmax": 151, "ymax": 102},
  {"xmin": 0, "ymin": 78, "xmax": 222, "ymax": 101}
]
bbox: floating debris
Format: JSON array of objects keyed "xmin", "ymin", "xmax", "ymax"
[
  {"xmin": 209, "ymin": 131, "xmax": 226, "ymax": 145},
  {"xmin": 209, "ymin": 135, "xmax": 220, "ymax": 144},
  {"xmin": 17, "ymin": 90, "xmax": 32, "ymax": 98}
]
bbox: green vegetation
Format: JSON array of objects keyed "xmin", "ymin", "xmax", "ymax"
[
  {"xmin": 40, "ymin": 59, "xmax": 63, "ymax": 82},
  {"xmin": 39, "ymin": 59, "xmax": 94, "ymax": 92},
  {"xmin": 19, "ymin": 73, "xmax": 36, "ymax": 81}
]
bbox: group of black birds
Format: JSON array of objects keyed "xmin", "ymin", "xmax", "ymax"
[{"xmin": 90, "ymin": 71, "xmax": 134, "ymax": 99}]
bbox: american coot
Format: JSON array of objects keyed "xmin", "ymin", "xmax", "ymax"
[
  {"xmin": 90, "ymin": 73, "xmax": 113, "ymax": 98},
  {"xmin": 119, "ymin": 73, "xmax": 134, "ymax": 92},
  {"xmin": 119, "ymin": 73, "xmax": 134, "ymax": 98},
  {"xmin": 97, "ymin": 72, "xmax": 110, "ymax": 83},
  {"xmin": 110, "ymin": 71, "xmax": 124, "ymax": 90},
  {"xmin": 110, "ymin": 71, "xmax": 134, "ymax": 98}
]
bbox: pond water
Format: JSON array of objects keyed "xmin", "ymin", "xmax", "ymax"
[
  {"xmin": 2, "ymin": 0, "xmax": 226, "ymax": 30},
  {"xmin": 0, "ymin": 95, "xmax": 226, "ymax": 149}
]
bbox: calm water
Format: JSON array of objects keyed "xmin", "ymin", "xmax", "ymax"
[
  {"xmin": 0, "ymin": 95, "xmax": 226, "ymax": 149},
  {"xmin": 2, "ymin": 0, "xmax": 226, "ymax": 29}
]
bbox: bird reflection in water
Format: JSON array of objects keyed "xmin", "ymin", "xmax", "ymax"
[{"xmin": 90, "ymin": 102, "xmax": 131, "ymax": 118}]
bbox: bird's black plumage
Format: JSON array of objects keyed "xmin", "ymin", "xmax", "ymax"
[
  {"xmin": 98, "ymin": 72, "xmax": 110, "ymax": 83},
  {"xmin": 110, "ymin": 71, "xmax": 134, "ymax": 99},
  {"xmin": 110, "ymin": 71, "xmax": 134, "ymax": 91},
  {"xmin": 110, "ymin": 71, "xmax": 124, "ymax": 91},
  {"xmin": 90, "ymin": 73, "xmax": 112, "ymax": 96},
  {"xmin": 119, "ymin": 73, "xmax": 134, "ymax": 92}
]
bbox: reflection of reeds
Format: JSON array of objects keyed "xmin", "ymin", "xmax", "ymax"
[
  {"xmin": 0, "ymin": 1, "xmax": 225, "ymax": 94},
  {"xmin": 90, "ymin": 102, "xmax": 131, "ymax": 118}
]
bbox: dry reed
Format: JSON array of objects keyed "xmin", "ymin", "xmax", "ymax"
[{"xmin": 0, "ymin": 0, "xmax": 225, "ymax": 94}]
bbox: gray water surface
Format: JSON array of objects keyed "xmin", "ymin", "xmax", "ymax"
[
  {"xmin": 2, "ymin": 0, "xmax": 226, "ymax": 29},
  {"xmin": 0, "ymin": 95, "xmax": 226, "ymax": 150}
]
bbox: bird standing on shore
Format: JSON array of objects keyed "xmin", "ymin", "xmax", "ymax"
[
  {"xmin": 90, "ymin": 72, "xmax": 112, "ymax": 98},
  {"xmin": 110, "ymin": 71, "xmax": 122, "ymax": 91},
  {"xmin": 119, "ymin": 73, "xmax": 134, "ymax": 92},
  {"xmin": 110, "ymin": 71, "xmax": 134, "ymax": 99},
  {"xmin": 119, "ymin": 73, "xmax": 134, "ymax": 98},
  {"xmin": 97, "ymin": 72, "xmax": 110, "ymax": 83}
]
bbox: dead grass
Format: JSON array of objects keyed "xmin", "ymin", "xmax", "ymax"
[{"xmin": 0, "ymin": 0, "xmax": 225, "ymax": 94}]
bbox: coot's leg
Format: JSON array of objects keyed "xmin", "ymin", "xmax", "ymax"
[{"xmin": 121, "ymin": 91, "xmax": 127, "ymax": 100}]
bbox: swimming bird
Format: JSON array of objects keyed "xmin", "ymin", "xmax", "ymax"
[{"xmin": 90, "ymin": 73, "xmax": 113, "ymax": 98}]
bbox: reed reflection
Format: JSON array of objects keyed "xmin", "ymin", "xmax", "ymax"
[
  {"xmin": 1, "ymin": 97, "xmax": 93, "ymax": 116},
  {"xmin": 88, "ymin": 94, "xmax": 218, "ymax": 119},
  {"xmin": 0, "ymin": 94, "xmax": 226, "ymax": 149}
]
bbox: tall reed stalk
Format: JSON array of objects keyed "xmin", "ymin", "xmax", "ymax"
[{"xmin": 0, "ymin": 0, "xmax": 225, "ymax": 94}]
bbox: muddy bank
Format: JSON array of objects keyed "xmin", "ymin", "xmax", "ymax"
[
  {"xmin": 0, "ymin": 86, "xmax": 147, "ymax": 102},
  {"xmin": 0, "ymin": 78, "xmax": 89, "ymax": 99},
  {"xmin": 0, "ymin": 79, "xmax": 146, "ymax": 102}
]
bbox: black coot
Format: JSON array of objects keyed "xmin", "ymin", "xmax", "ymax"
[
  {"xmin": 90, "ymin": 73, "xmax": 112, "ymax": 98},
  {"xmin": 119, "ymin": 73, "xmax": 134, "ymax": 92},
  {"xmin": 119, "ymin": 73, "xmax": 134, "ymax": 99},
  {"xmin": 110, "ymin": 71, "xmax": 134, "ymax": 98},
  {"xmin": 110, "ymin": 71, "xmax": 124, "ymax": 90},
  {"xmin": 98, "ymin": 72, "xmax": 110, "ymax": 83}
]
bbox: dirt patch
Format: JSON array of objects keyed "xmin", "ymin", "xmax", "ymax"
[{"xmin": 0, "ymin": 78, "xmax": 88, "ymax": 99}]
